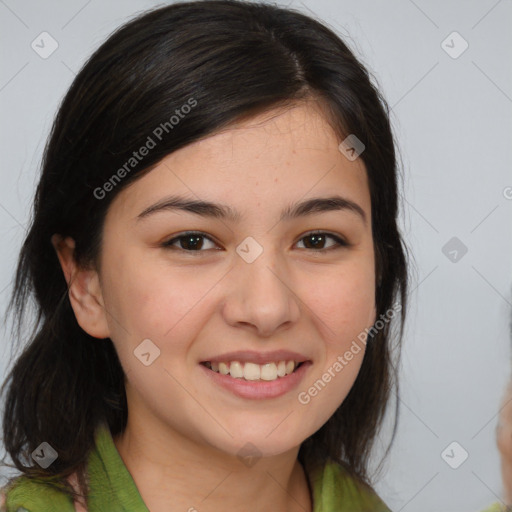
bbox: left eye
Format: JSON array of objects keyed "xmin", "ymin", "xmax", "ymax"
[
  {"xmin": 296, "ymin": 231, "xmax": 348, "ymax": 251},
  {"xmin": 161, "ymin": 231, "xmax": 348, "ymax": 253}
]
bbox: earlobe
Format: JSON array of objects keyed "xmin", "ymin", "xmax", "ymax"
[{"xmin": 51, "ymin": 234, "xmax": 110, "ymax": 339}]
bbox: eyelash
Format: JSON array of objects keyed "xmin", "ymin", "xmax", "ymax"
[{"xmin": 161, "ymin": 230, "xmax": 349, "ymax": 254}]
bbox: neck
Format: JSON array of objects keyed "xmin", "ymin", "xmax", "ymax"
[{"xmin": 113, "ymin": 415, "xmax": 313, "ymax": 512}]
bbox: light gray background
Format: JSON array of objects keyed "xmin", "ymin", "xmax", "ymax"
[{"xmin": 1, "ymin": 1, "xmax": 511, "ymax": 511}]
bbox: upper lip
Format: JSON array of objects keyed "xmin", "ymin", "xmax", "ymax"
[{"xmin": 201, "ymin": 350, "xmax": 310, "ymax": 365}]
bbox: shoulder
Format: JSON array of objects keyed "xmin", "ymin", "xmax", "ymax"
[
  {"xmin": 0, "ymin": 475, "xmax": 75, "ymax": 512},
  {"xmin": 311, "ymin": 458, "xmax": 392, "ymax": 511},
  {"xmin": 480, "ymin": 504, "xmax": 510, "ymax": 512}
]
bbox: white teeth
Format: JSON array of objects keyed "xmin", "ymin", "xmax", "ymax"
[
  {"xmin": 230, "ymin": 361, "xmax": 244, "ymax": 378},
  {"xmin": 207, "ymin": 360, "xmax": 299, "ymax": 381},
  {"xmin": 261, "ymin": 363, "xmax": 277, "ymax": 381},
  {"xmin": 243, "ymin": 362, "xmax": 260, "ymax": 380}
]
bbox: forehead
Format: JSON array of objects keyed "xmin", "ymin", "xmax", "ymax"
[
  {"xmin": 184, "ymin": 101, "xmax": 351, "ymax": 167},
  {"xmin": 108, "ymin": 101, "xmax": 371, "ymax": 222}
]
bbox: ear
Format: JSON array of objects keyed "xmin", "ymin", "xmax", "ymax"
[{"xmin": 51, "ymin": 234, "xmax": 110, "ymax": 339}]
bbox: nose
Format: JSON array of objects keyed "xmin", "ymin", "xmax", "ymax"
[{"xmin": 221, "ymin": 246, "xmax": 301, "ymax": 337}]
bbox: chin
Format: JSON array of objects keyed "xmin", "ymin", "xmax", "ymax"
[{"xmin": 207, "ymin": 430, "xmax": 303, "ymax": 461}]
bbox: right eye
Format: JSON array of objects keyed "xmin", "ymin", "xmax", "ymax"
[{"xmin": 161, "ymin": 231, "xmax": 219, "ymax": 253}]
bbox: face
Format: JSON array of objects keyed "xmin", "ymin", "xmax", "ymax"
[{"xmin": 88, "ymin": 101, "xmax": 376, "ymax": 458}]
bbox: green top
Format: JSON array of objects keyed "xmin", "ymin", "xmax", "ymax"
[
  {"xmin": 1, "ymin": 423, "xmax": 507, "ymax": 511},
  {"xmin": 481, "ymin": 505, "xmax": 510, "ymax": 512},
  {"xmin": 2, "ymin": 422, "xmax": 392, "ymax": 511}
]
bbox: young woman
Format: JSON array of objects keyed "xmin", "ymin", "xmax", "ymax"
[{"xmin": 0, "ymin": 1, "xmax": 410, "ymax": 510}]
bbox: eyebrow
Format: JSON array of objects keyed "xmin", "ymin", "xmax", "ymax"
[{"xmin": 136, "ymin": 194, "xmax": 367, "ymax": 225}]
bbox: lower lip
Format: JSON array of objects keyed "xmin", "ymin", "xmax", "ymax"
[{"xmin": 199, "ymin": 362, "xmax": 312, "ymax": 400}]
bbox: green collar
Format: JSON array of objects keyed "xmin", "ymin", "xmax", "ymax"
[
  {"xmin": 85, "ymin": 422, "xmax": 391, "ymax": 511},
  {"xmin": 4, "ymin": 421, "xmax": 391, "ymax": 511},
  {"xmin": 3, "ymin": 423, "xmax": 506, "ymax": 511},
  {"xmin": 86, "ymin": 422, "xmax": 149, "ymax": 511}
]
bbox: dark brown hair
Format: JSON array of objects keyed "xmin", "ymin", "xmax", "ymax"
[{"xmin": 1, "ymin": 0, "xmax": 409, "ymax": 501}]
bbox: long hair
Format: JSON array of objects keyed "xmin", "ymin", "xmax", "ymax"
[{"xmin": 1, "ymin": 0, "xmax": 409, "ymax": 501}]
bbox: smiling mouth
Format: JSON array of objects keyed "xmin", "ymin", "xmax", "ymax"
[{"xmin": 201, "ymin": 360, "xmax": 305, "ymax": 382}]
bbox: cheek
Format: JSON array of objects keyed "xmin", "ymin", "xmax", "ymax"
[
  {"xmin": 99, "ymin": 259, "xmax": 221, "ymax": 426},
  {"xmin": 294, "ymin": 260, "xmax": 375, "ymax": 430},
  {"xmin": 308, "ymin": 260, "xmax": 376, "ymax": 344},
  {"xmin": 105, "ymin": 250, "xmax": 209, "ymax": 326},
  {"xmin": 498, "ymin": 414, "xmax": 512, "ymax": 460},
  {"xmin": 100, "ymin": 253, "xmax": 222, "ymax": 367}
]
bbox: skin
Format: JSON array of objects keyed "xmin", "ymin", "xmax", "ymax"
[
  {"xmin": 497, "ymin": 378, "xmax": 512, "ymax": 505},
  {"xmin": 52, "ymin": 100, "xmax": 377, "ymax": 512}
]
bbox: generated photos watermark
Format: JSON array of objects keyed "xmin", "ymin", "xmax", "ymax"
[
  {"xmin": 93, "ymin": 97, "xmax": 198, "ymax": 200},
  {"xmin": 297, "ymin": 303, "xmax": 401, "ymax": 405}
]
